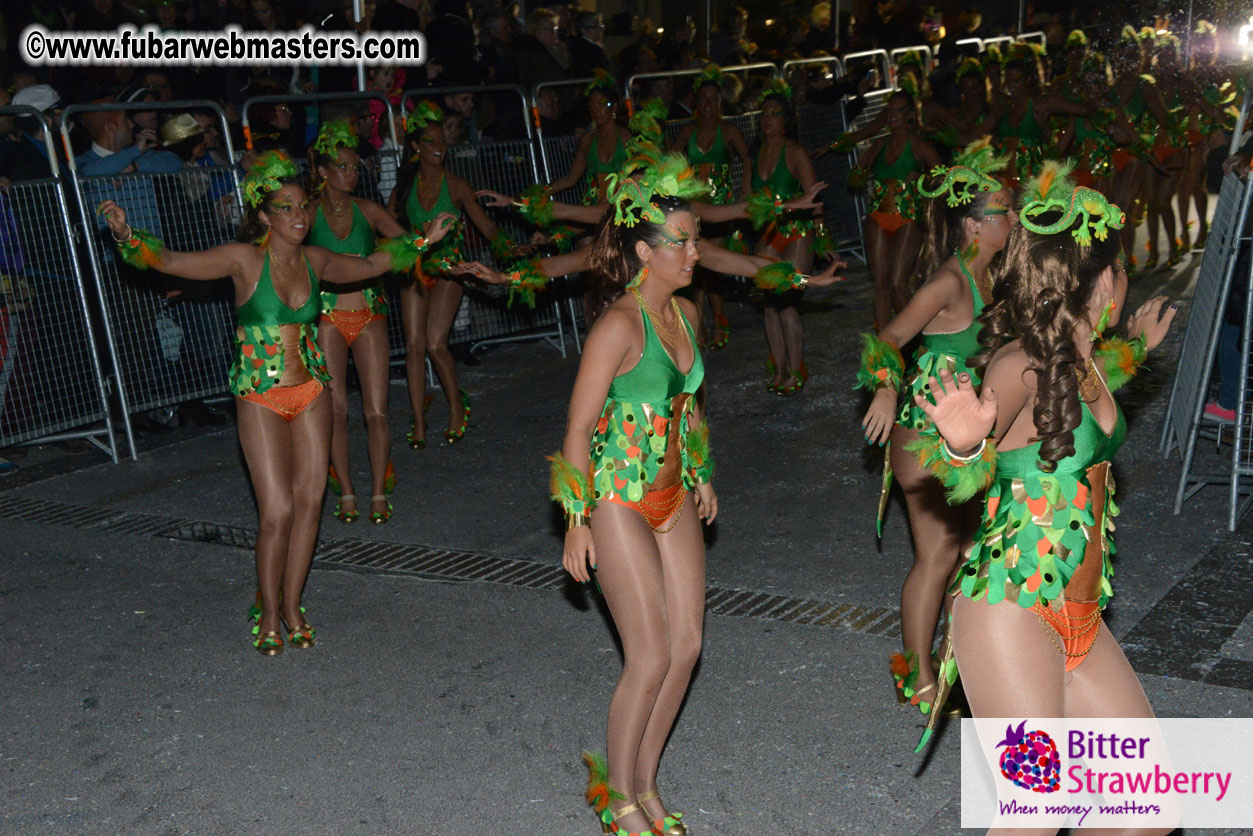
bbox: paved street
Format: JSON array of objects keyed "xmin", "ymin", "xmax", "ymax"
[{"xmin": 2, "ymin": 254, "xmax": 1251, "ymax": 836}]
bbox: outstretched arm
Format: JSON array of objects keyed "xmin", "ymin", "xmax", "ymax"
[
  {"xmin": 548, "ymin": 132, "xmax": 592, "ymax": 194},
  {"xmin": 99, "ymin": 199, "xmax": 249, "ymax": 281}
]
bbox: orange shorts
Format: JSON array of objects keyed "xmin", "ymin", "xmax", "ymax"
[
  {"xmin": 868, "ymin": 211, "xmax": 910, "ymax": 236},
  {"xmin": 1032, "ymin": 598, "xmax": 1102, "ymax": 671},
  {"xmin": 605, "ymin": 484, "xmax": 688, "ymax": 532},
  {"xmin": 320, "ymin": 308, "xmax": 383, "ymax": 348},
  {"xmin": 240, "ymin": 378, "xmax": 324, "ymax": 421}
]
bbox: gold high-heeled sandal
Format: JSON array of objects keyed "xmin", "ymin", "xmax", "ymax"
[
  {"xmin": 637, "ymin": 790, "xmax": 686, "ymax": 836},
  {"xmin": 253, "ymin": 630, "xmax": 283, "ymax": 656},
  {"xmin": 600, "ymin": 801, "xmax": 652, "ymax": 836}
]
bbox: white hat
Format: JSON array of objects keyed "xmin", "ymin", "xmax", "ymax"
[{"xmin": 12, "ymin": 84, "xmax": 62, "ymax": 114}]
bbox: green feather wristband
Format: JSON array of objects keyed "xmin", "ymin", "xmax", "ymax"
[
  {"xmin": 517, "ymin": 184, "xmax": 555, "ymax": 228},
  {"xmin": 904, "ymin": 427, "xmax": 997, "ymax": 504},
  {"xmin": 548, "ymin": 451, "xmax": 594, "ymax": 520},
  {"xmin": 504, "ymin": 257, "xmax": 550, "ymax": 308},
  {"xmin": 753, "ymin": 261, "xmax": 807, "ymax": 293},
  {"xmin": 114, "ymin": 227, "xmax": 165, "ymax": 270},
  {"xmin": 856, "ymin": 332, "xmax": 905, "ymax": 391},
  {"xmin": 375, "ymin": 233, "xmax": 430, "ymax": 273},
  {"xmin": 685, "ymin": 419, "xmax": 714, "ymax": 484},
  {"xmin": 746, "ymin": 188, "xmax": 785, "ymax": 230},
  {"xmin": 1093, "ymin": 335, "xmax": 1148, "ymax": 393}
]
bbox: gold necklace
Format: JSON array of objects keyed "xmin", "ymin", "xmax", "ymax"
[
  {"xmin": 326, "ymin": 198, "xmax": 352, "ymax": 217},
  {"xmin": 1075, "ymin": 356, "xmax": 1100, "ymax": 401},
  {"xmin": 631, "ymin": 287, "xmax": 686, "ymax": 347}
]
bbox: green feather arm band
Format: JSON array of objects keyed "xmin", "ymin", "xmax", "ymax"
[
  {"xmin": 812, "ymin": 223, "xmax": 836, "ymax": 260},
  {"xmin": 753, "ymin": 261, "xmax": 808, "ymax": 293},
  {"xmin": 547, "ymin": 226, "xmax": 577, "ymax": 254},
  {"xmin": 489, "ymin": 230, "xmax": 519, "ymax": 263},
  {"xmin": 685, "ymin": 419, "xmax": 714, "ymax": 484},
  {"xmin": 746, "ymin": 188, "xmax": 785, "ymax": 231},
  {"xmin": 374, "ymin": 233, "xmax": 431, "ymax": 273},
  {"xmin": 1093, "ymin": 334, "xmax": 1148, "ymax": 393},
  {"xmin": 829, "ymin": 132, "xmax": 856, "ymax": 154},
  {"xmin": 549, "ymin": 451, "xmax": 595, "ymax": 527},
  {"xmin": 504, "ymin": 257, "xmax": 550, "ymax": 308},
  {"xmin": 847, "ymin": 166, "xmax": 869, "ymax": 189},
  {"xmin": 905, "ymin": 427, "xmax": 998, "ymax": 504},
  {"xmin": 113, "ymin": 226, "xmax": 165, "ymax": 270},
  {"xmin": 517, "ymin": 184, "xmax": 555, "ymax": 228},
  {"xmin": 723, "ymin": 229, "xmax": 747, "ymax": 254},
  {"xmin": 857, "ymin": 332, "xmax": 905, "ymax": 391}
]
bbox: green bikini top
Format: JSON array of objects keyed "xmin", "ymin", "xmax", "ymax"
[
  {"xmin": 237, "ymin": 250, "xmax": 320, "ymax": 327},
  {"xmin": 871, "ymin": 139, "xmax": 921, "ymax": 184},
  {"xmin": 405, "ymin": 174, "xmax": 457, "ymax": 229},
  {"xmin": 588, "ymin": 134, "xmax": 628, "ymax": 177},
  {"xmin": 995, "ymin": 397, "xmax": 1126, "ymax": 481},
  {"xmin": 310, "ymin": 202, "xmax": 375, "ymax": 256},
  {"xmin": 997, "ymin": 99, "xmax": 1043, "ymax": 143},
  {"xmin": 920, "ymin": 255, "xmax": 985, "ymax": 362},
  {"xmin": 687, "ymin": 124, "xmax": 730, "ymax": 167},
  {"xmin": 751, "ymin": 146, "xmax": 801, "ymax": 198},
  {"xmin": 607, "ymin": 300, "xmax": 704, "ymax": 412}
]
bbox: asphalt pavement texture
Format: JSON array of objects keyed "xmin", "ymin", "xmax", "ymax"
[{"xmin": 3, "ymin": 248, "xmax": 1252, "ymax": 836}]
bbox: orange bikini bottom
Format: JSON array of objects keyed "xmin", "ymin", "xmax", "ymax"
[
  {"xmin": 239, "ymin": 378, "xmax": 324, "ymax": 421},
  {"xmin": 763, "ymin": 227, "xmax": 804, "ymax": 255},
  {"xmin": 604, "ymin": 484, "xmax": 688, "ymax": 532},
  {"xmin": 1112, "ymin": 148, "xmax": 1134, "ymax": 173},
  {"xmin": 320, "ymin": 309, "xmax": 383, "ymax": 348},
  {"xmin": 1031, "ymin": 598, "xmax": 1102, "ymax": 671},
  {"xmin": 868, "ymin": 211, "xmax": 911, "ymax": 236},
  {"xmin": 1152, "ymin": 143, "xmax": 1178, "ymax": 163}
]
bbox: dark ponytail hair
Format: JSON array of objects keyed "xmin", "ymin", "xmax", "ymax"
[
  {"xmin": 586, "ymin": 195, "xmax": 691, "ymax": 319},
  {"xmin": 237, "ymin": 176, "xmax": 305, "ymax": 244},
  {"xmin": 975, "ymin": 216, "xmax": 1121, "ymax": 470}
]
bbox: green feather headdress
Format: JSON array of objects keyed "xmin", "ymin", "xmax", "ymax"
[
  {"xmin": 404, "ymin": 100, "xmax": 443, "ymax": 135},
  {"xmin": 982, "ymin": 44, "xmax": 1003, "ymax": 68},
  {"xmin": 628, "ymin": 98, "xmax": 668, "ymax": 146},
  {"xmin": 756, "ymin": 78, "xmax": 793, "ymax": 108},
  {"xmin": 242, "ymin": 150, "xmax": 300, "ymax": 208},
  {"xmin": 1196, "ymin": 20, "xmax": 1217, "ymax": 36},
  {"xmin": 584, "ymin": 68, "xmax": 618, "ymax": 99},
  {"xmin": 896, "ymin": 50, "xmax": 925, "ymax": 71},
  {"xmin": 1118, "ymin": 24, "xmax": 1141, "ymax": 45},
  {"xmin": 692, "ymin": 63, "xmax": 724, "ymax": 92},
  {"xmin": 1019, "ymin": 160, "xmax": 1125, "ymax": 246},
  {"xmin": 312, "ymin": 119, "xmax": 359, "ymax": 163},
  {"xmin": 917, "ymin": 137, "xmax": 1008, "ymax": 207},
  {"xmin": 604, "ymin": 153, "xmax": 711, "ymax": 227},
  {"xmin": 1065, "ymin": 29, "xmax": 1088, "ymax": 51},
  {"xmin": 955, "ymin": 57, "xmax": 983, "ymax": 84},
  {"xmin": 897, "ymin": 74, "xmax": 920, "ymax": 101},
  {"xmin": 1155, "ymin": 32, "xmax": 1181, "ymax": 57}
]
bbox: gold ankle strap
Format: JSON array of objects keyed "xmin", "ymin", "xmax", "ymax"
[
  {"xmin": 635, "ymin": 791, "xmax": 660, "ymax": 803},
  {"xmin": 611, "ymin": 801, "xmax": 643, "ymax": 818}
]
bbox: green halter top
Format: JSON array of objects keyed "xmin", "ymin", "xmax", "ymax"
[
  {"xmin": 588, "ymin": 133, "xmax": 628, "ymax": 177},
  {"xmin": 996, "ymin": 399, "xmax": 1126, "ymax": 482},
  {"xmin": 872, "ymin": 139, "xmax": 921, "ymax": 184},
  {"xmin": 687, "ymin": 124, "xmax": 729, "ymax": 167},
  {"xmin": 228, "ymin": 250, "xmax": 329, "ymax": 396},
  {"xmin": 920, "ymin": 256, "xmax": 985, "ymax": 362},
  {"xmin": 608, "ymin": 302, "xmax": 704, "ymax": 407},
  {"xmin": 997, "ymin": 99, "xmax": 1043, "ymax": 142},
  {"xmin": 751, "ymin": 146, "xmax": 801, "ymax": 198},
  {"xmin": 405, "ymin": 174, "xmax": 457, "ymax": 228},
  {"xmin": 311, "ymin": 203, "xmax": 386, "ymax": 316}
]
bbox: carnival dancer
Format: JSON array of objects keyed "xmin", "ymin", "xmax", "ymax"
[
  {"xmin": 859, "ymin": 139, "xmax": 1013, "ymax": 719},
  {"xmin": 548, "ymin": 155, "xmax": 837, "ymax": 836},
  {"xmin": 546, "ymin": 69, "xmax": 633, "ymax": 207},
  {"xmin": 851, "ymin": 87, "xmax": 941, "ymax": 332},
  {"xmin": 1143, "ymin": 32, "xmax": 1191, "ymax": 269},
  {"xmin": 98, "ymin": 151, "xmax": 452, "ymax": 655},
  {"xmin": 387, "ymin": 101, "xmax": 525, "ymax": 448},
  {"xmin": 670, "ymin": 65, "xmax": 751, "ymax": 350},
  {"xmin": 309, "ymin": 120, "xmax": 412, "ymax": 525},
  {"xmin": 1181, "ymin": 21, "xmax": 1236, "ymax": 251},
  {"xmin": 747, "ymin": 79, "xmax": 827, "ymax": 393},
  {"xmin": 908, "ymin": 164, "xmax": 1176, "ymax": 785},
  {"xmin": 988, "ymin": 44, "xmax": 1089, "ymax": 185}
]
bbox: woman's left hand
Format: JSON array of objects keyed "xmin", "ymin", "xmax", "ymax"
[
  {"xmin": 694, "ymin": 482, "xmax": 718, "ymax": 524},
  {"xmin": 785, "ymin": 181, "xmax": 828, "ymax": 211},
  {"xmin": 455, "ymin": 260, "xmax": 508, "ymax": 284},
  {"xmin": 806, "ymin": 259, "xmax": 847, "ymax": 287},
  {"xmin": 475, "ymin": 189, "xmax": 514, "ymax": 208},
  {"xmin": 1125, "ymin": 295, "xmax": 1177, "ymax": 351},
  {"xmin": 422, "ymin": 212, "xmax": 457, "ymax": 244}
]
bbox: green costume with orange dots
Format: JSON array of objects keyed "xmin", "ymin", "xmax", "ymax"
[
  {"xmin": 404, "ymin": 175, "xmax": 464, "ymax": 287},
  {"xmin": 311, "ymin": 202, "xmax": 387, "ymax": 317},
  {"xmin": 686, "ymin": 124, "xmax": 735, "ymax": 205}
]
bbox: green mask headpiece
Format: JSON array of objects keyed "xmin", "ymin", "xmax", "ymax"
[
  {"xmin": 1019, "ymin": 160, "xmax": 1125, "ymax": 246},
  {"xmin": 404, "ymin": 100, "xmax": 443, "ymax": 135},
  {"xmin": 917, "ymin": 137, "xmax": 1008, "ymax": 207},
  {"xmin": 604, "ymin": 153, "xmax": 711, "ymax": 228},
  {"xmin": 312, "ymin": 119, "xmax": 359, "ymax": 163},
  {"xmin": 242, "ymin": 150, "xmax": 300, "ymax": 208}
]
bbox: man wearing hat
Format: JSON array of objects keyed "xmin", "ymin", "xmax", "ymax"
[
  {"xmin": 5, "ymin": 84, "xmax": 67, "ymax": 179},
  {"xmin": 76, "ymin": 105, "xmax": 182, "ymax": 176}
]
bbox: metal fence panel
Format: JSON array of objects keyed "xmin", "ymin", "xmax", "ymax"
[{"xmin": 0, "ymin": 176, "xmax": 117, "ymax": 457}]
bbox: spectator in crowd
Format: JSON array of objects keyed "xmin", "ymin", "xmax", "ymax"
[
  {"xmin": 7, "ymin": 84, "xmax": 68, "ymax": 179},
  {"xmin": 442, "ymin": 91, "xmax": 481, "ymax": 145},
  {"xmin": 478, "ymin": 8, "xmax": 527, "ymax": 139},
  {"xmin": 709, "ymin": 6, "xmax": 754, "ymax": 65},
  {"xmin": 568, "ymin": 12, "xmax": 614, "ymax": 78},
  {"xmin": 512, "ymin": 8, "xmax": 570, "ymax": 91},
  {"xmin": 424, "ymin": 0, "xmax": 480, "ymax": 84},
  {"xmin": 77, "ymin": 105, "xmax": 182, "ymax": 176}
]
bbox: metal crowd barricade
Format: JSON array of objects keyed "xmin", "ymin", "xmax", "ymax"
[
  {"xmin": 981, "ymin": 35, "xmax": 1015, "ymax": 54},
  {"xmin": 624, "ymin": 62, "xmax": 781, "ymax": 113},
  {"xmin": 401, "ymin": 84, "xmax": 568, "ymax": 356},
  {"xmin": 889, "ymin": 44, "xmax": 934, "ymax": 79},
  {"xmin": 935, "ymin": 37, "xmax": 984, "ymax": 56},
  {"xmin": 1017, "ymin": 31, "xmax": 1046, "ymax": 47},
  {"xmin": 841, "ymin": 50, "xmax": 892, "ymax": 92},
  {"xmin": 61, "ymin": 100, "xmax": 242, "ymax": 459},
  {"xmin": 0, "ymin": 105, "xmax": 119, "ymax": 461}
]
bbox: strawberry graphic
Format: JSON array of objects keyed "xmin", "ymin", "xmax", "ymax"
[{"xmin": 995, "ymin": 720, "xmax": 1061, "ymax": 793}]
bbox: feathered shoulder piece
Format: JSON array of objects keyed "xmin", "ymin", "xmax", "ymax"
[
  {"xmin": 604, "ymin": 153, "xmax": 710, "ymax": 227},
  {"xmin": 1065, "ymin": 29, "xmax": 1088, "ymax": 51},
  {"xmin": 585, "ymin": 68, "xmax": 617, "ymax": 99},
  {"xmin": 404, "ymin": 100, "xmax": 443, "ymax": 135},
  {"xmin": 756, "ymin": 78, "xmax": 792, "ymax": 107},
  {"xmin": 242, "ymin": 150, "xmax": 300, "ymax": 208},
  {"xmin": 312, "ymin": 119, "xmax": 358, "ymax": 162},
  {"xmin": 955, "ymin": 57, "xmax": 983, "ymax": 84},
  {"xmin": 1019, "ymin": 160, "xmax": 1125, "ymax": 246},
  {"xmin": 917, "ymin": 137, "xmax": 1008, "ymax": 207},
  {"xmin": 692, "ymin": 63, "xmax": 724, "ymax": 92}
]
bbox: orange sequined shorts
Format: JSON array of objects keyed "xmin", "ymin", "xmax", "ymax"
[
  {"xmin": 604, "ymin": 484, "xmax": 688, "ymax": 533},
  {"xmin": 868, "ymin": 211, "xmax": 911, "ymax": 236},
  {"xmin": 320, "ymin": 309, "xmax": 383, "ymax": 348},
  {"xmin": 1031, "ymin": 598, "xmax": 1102, "ymax": 671},
  {"xmin": 239, "ymin": 378, "xmax": 324, "ymax": 421}
]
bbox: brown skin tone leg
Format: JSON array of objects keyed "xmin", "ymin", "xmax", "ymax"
[
  {"xmin": 778, "ymin": 233, "xmax": 814, "ymax": 379},
  {"xmin": 426, "ymin": 277, "xmax": 466, "ymax": 435},
  {"xmin": 400, "ymin": 280, "xmax": 430, "ymax": 441},
  {"xmin": 889, "ymin": 221, "xmax": 923, "ymax": 317},
  {"xmin": 318, "ymin": 320, "xmax": 356, "ymax": 517},
  {"xmin": 592, "ymin": 498, "xmax": 705, "ymax": 833},
  {"xmin": 353, "ymin": 318, "xmax": 392, "ymax": 514},
  {"xmin": 866, "ymin": 221, "xmax": 892, "ymax": 330}
]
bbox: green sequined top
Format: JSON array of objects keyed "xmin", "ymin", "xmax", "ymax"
[
  {"xmin": 228, "ymin": 250, "xmax": 330, "ymax": 397},
  {"xmin": 687, "ymin": 124, "xmax": 734, "ymax": 205},
  {"xmin": 752, "ymin": 145, "xmax": 812, "ymax": 236},
  {"xmin": 591, "ymin": 300, "xmax": 706, "ymax": 504},
  {"xmin": 584, "ymin": 134, "xmax": 628, "ymax": 205},
  {"xmin": 868, "ymin": 139, "xmax": 924, "ymax": 221},
  {"xmin": 310, "ymin": 202, "xmax": 386, "ymax": 316},
  {"xmin": 953, "ymin": 384, "xmax": 1127, "ymax": 611},
  {"xmin": 405, "ymin": 174, "xmax": 464, "ymax": 270}
]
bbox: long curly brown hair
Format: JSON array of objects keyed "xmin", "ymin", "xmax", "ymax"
[
  {"xmin": 974, "ymin": 214, "xmax": 1120, "ymax": 471},
  {"xmin": 586, "ymin": 196, "xmax": 691, "ymax": 320}
]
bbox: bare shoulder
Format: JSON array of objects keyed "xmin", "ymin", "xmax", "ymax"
[
  {"xmin": 722, "ymin": 121, "xmax": 747, "ymax": 142},
  {"xmin": 445, "ymin": 170, "xmax": 471, "ymax": 195},
  {"xmin": 674, "ymin": 295, "xmax": 699, "ymax": 323},
  {"xmin": 921, "ymin": 262, "xmax": 963, "ymax": 295},
  {"xmin": 589, "ymin": 296, "xmax": 641, "ymax": 343},
  {"xmin": 986, "ymin": 341, "xmax": 1035, "ymax": 388}
]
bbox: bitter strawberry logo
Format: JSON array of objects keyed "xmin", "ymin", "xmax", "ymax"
[{"xmin": 995, "ymin": 720, "xmax": 1061, "ymax": 793}]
